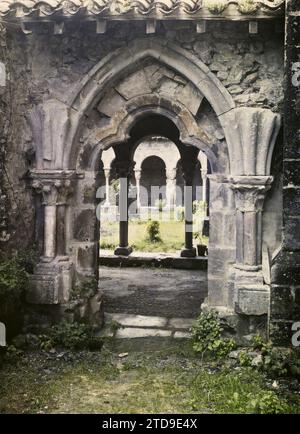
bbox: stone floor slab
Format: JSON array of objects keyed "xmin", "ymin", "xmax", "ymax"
[
  {"xmin": 116, "ymin": 327, "xmax": 172, "ymax": 339},
  {"xmin": 106, "ymin": 313, "xmax": 168, "ymax": 328},
  {"xmin": 168, "ymin": 318, "xmax": 195, "ymax": 330}
]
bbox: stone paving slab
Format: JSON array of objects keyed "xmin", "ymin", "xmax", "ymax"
[
  {"xmin": 99, "ymin": 250, "xmax": 207, "ymax": 270},
  {"xmin": 167, "ymin": 318, "xmax": 195, "ymax": 330},
  {"xmin": 116, "ymin": 327, "xmax": 172, "ymax": 339},
  {"xmin": 174, "ymin": 331, "xmax": 192, "ymax": 339},
  {"xmin": 106, "ymin": 313, "xmax": 168, "ymax": 328}
]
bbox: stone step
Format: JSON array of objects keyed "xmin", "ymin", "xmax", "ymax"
[
  {"xmin": 99, "ymin": 250, "xmax": 207, "ymax": 270},
  {"xmin": 98, "ymin": 313, "xmax": 195, "ymax": 339}
]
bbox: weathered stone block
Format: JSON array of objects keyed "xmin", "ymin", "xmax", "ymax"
[
  {"xmin": 74, "ymin": 209, "xmax": 97, "ymax": 241},
  {"xmin": 235, "ymin": 286, "xmax": 269, "ymax": 316}
]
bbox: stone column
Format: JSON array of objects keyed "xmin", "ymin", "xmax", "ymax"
[
  {"xmin": 201, "ymin": 169, "xmax": 207, "ymax": 203},
  {"xmin": 181, "ymin": 161, "xmax": 197, "ymax": 258},
  {"xmin": 230, "ymin": 176, "xmax": 273, "ymax": 271},
  {"xmin": 103, "ymin": 168, "xmax": 110, "ymax": 206},
  {"xmin": 230, "ymin": 176, "xmax": 273, "ymax": 317},
  {"xmin": 166, "ymin": 168, "xmax": 177, "ymax": 209},
  {"xmin": 35, "ymin": 182, "xmax": 59, "ymax": 259},
  {"xmin": 30, "ymin": 171, "xmax": 77, "ymax": 305},
  {"xmin": 114, "ymin": 160, "xmax": 135, "ymax": 256},
  {"xmin": 134, "ymin": 169, "xmax": 142, "ymax": 212}
]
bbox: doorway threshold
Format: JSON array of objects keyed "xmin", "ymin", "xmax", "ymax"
[{"xmin": 99, "ymin": 250, "xmax": 207, "ymax": 270}]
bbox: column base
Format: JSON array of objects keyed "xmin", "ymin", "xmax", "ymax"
[
  {"xmin": 28, "ymin": 257, "xmax": 74, "ymax": 305},
  {"xmin": 180, "ymin": 247, "xmax": 197, "ymax": 258},
  {"xmin": 114, "ymin": 246, "xmax": 133, "ymax": 256},
  {"xmin": 233, "ymin": 266, "xmax": 269, "ymax": 316}
]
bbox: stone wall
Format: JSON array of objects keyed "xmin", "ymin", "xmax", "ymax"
[
  {"xmin": 0, "ymin": 18, "xmax": 288, "ymax": 337},
  {"xmin": 270, "ymin": 1, "xmax": 300, "ymax": 345},
  {"xmin": 0, "ymin": 21, "xmax": 283, "ymax": 255}
]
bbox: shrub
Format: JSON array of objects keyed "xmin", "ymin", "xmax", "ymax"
[
  {"xmin": 71, "ymin": 277, "xmax": 98, "ymax": 300},
  {"xmin": 246, "ymin": 391, "xmax": 288, "ymax": 414},
  {"xmin": 146, "ymin": 220, "xmax": 162, "ymax": 243},
  {"xmin": 0, "ymin": 257, "xmax": 28, "ymax": 303},
  {"xmin": 191, "ymin": 310, "xmax": 237, "ymax": 359},
  {"xmin": 50, "ymin": 321, "xmax": 103, "ymax": 351}
]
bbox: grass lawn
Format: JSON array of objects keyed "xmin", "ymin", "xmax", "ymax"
[
  {"xmin": 1, "ymin": 344, "xmax": 299, "ymax": 414},
  {"xmin": 100, "ymin": 220, "xmax": 208, "ymax": 253}
]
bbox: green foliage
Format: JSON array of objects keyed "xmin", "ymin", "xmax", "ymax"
[
  {"xmin": 49, "ymin": 321, "xmax": 103, "ymax": 351},
  {"xmin": 229, "ymin": 390, "xmax": 289, "ymax": 414},
  {"xmin": 38, "ymin": 334, "xmax": 55, "ymax": 352},
  {"xmin": 109, "ymin": 320, "xmax": 122, "ymax": 336},
  {"xmin": 191, "ymin": 310, "xmax": 237, "ymax": 359},
  {"xmin": 175, "ymin": 206, "xmax": 185, "ymax": 222},
  {"xmin": 246, "ymin": 391, "xmax": 289, "ymax": 414},
  {"xmin": 146, "ymin": 220, "xmax": 162, "ymax": 243},
  {"xmin": 238, "ymin": 351, "xmax": 253, "ymax": 367},
  {"xmin": 0, "ymin": 256, "xmax": 28, "ymax": 303},
  {"xmin": 3, "ymin": 345, "xmax": 23, "ymax": 363},
  {"xmin": 72, "ymin": 277, "xmax": 98, "ymax": 300},
  {"xmin": 250, "ymin": 333, "xmax": 266, "ymax": 351}
]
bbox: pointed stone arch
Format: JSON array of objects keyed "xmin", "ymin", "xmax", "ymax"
[{"xmin": 62, "ymin": 37, "xmax": 235, "ymax": 170}]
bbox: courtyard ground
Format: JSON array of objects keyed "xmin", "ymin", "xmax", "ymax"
[
  {"xmin": 100, "ymin": 220, "xmax": 208, "ymax": 253},
  {"xmin": 1, "ymin": 345, "xmax": 300, "ymax": 414}
]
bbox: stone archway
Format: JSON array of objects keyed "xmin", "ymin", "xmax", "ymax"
[{"xmin": 29, "ymin": 37, "xmax": 281, "ymax": 335}]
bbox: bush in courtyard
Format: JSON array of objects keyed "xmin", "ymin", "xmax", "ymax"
[
  {"xmin": 191, "ymin": 310, "xmax": 236, "ymax": 359},
  {"xmin": 146, "ymin": 220, "xmax": 162, "ymax": 243},
  {"xmin": 49, "ymin": 321, "xmax": 103, "ymax": 351}
]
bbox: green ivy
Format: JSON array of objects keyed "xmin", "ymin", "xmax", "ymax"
[{"xmin": 191, "ymin": 310, "xmax": 237, "ymax": 359}]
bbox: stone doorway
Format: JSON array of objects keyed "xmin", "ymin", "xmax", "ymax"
[{"xmin": 29, "ymin": 38, "xmax": 281, "ymax": 337}]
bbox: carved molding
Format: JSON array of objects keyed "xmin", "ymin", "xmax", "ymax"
[
  {"xmin": 229, "ymin": 175, "xmax": 273, "ymax": 211},
  {"xmin": 0, "ymin": 1, "xmax": 285, "ymax": 20}
]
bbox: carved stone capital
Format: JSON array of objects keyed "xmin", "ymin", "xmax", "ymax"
[
  {"xmin": 229, "ymin": 176, "xmax": 273, "ymax": 212},
  {"xmin": 30, "ymin": 170, "xmax": 78, "ymax": 205},
  {"xmin": 166, "ymin": 168, "xmax": 177, "ymax": 180}
]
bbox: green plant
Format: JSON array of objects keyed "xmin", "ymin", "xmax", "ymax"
[
  {"xmin": 238, "ymin": 351, "xmax": 253, "ymax": 367},
  {"xmin": 246, "ymin": 391, "xmax": 288, "ymax": 414},
  {"xmin": 3, "ymin": 345, "xmax": 23, "ymax": 363},
  {"xmin": 109, "ymin": 320, "xmax": 122, "ymax": 335},
  {"xmin": 191, "ymin": 310, "xmax": 237, "ymax": 359},
  {"xmin": 260, "ymin": 345, "xmax": 288, "ymax": 377},
  {"xmin": 38, "ymin": 334, "xmax": 55, "ymax": 351},
  {"xmin": 72, "ymin": 277, "xmax": 98, "ymax": 300},
  {"xmin": 146, "ymin": 220, "xmax": 162, "ymax": 243},
  {"xmin": 50, "ymin": 321, "xmax": 103, "ymax": 351},
  {"xmin": 250, "ymin": 333, "xmax": 266, "ymax": 351},
  {"xmin": 0, "ymin": 257, "xmax": 28, "ymax": 303}
]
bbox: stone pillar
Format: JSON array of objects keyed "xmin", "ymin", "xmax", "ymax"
[
  {"xmin": 114, "ymin": 160, "xmax": 135, "ymax": 256},
  {"xmin": 230, "ymin": 175, "xmax": 273, "ymax": 316},
  {"xmin": 181, "ymin": 161, "xmax": 197, "ymax": 258},
  {"xmin": 134, "ymin": 169, "xmax": 142, "ymax": 212},
  {"xmin": 29, "ymin": 171, "xmax": 76, "ymax": 305},
  {"xmin": 201, "ymin": 169, "xmax": 207, "ymax": 203},
  {"xmin": 230, "ymin": 176, "xmax": 273, "ymax": 271},
  {"xmin": 103, "ymin": 168, "xmax": 110, "ymax": 206},
  {"xmin": 166, "ymin": 168, "xmax": 177, "ymax": 209}
]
